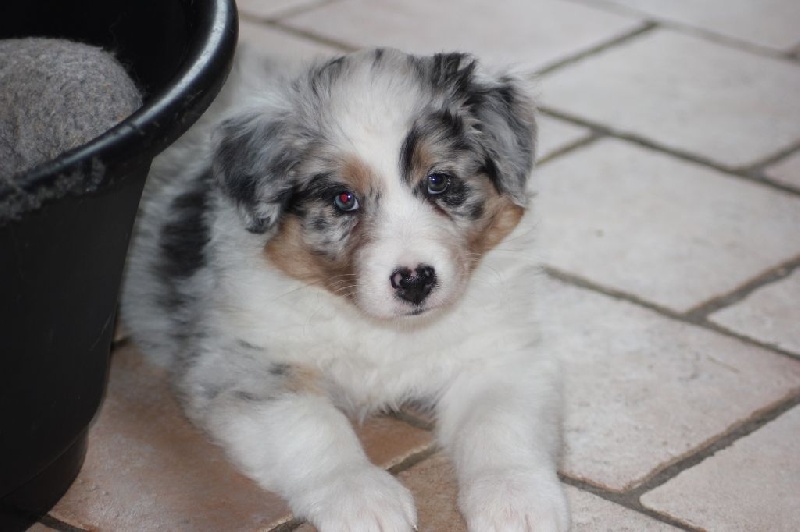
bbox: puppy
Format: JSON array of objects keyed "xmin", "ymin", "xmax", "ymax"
[{"xmin": 121, "ymin": 47, "xmax": 569, "ymax": 531}]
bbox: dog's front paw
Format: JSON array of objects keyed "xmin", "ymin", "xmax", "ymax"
[
  {"xmin": 460, "ymin": 468, "xmax": 569, "ymax": 532},
  {"xmin": 299, "ymin": 465, "xmax": 417, "ymax": 532}
]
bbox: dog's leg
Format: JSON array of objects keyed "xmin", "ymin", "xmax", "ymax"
[
  {"xmin": 181, "ymin": 352, "xmax": 417, "ymax": 532},
  {"xmin": 436, "ymin": 357, "xmax": 570, "ymax": 532}
]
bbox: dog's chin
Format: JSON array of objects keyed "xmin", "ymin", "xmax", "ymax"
[
  {"xmin": 354, "ymin": 294, "xmax": 457, "ymax": 324},
  {"xmin": 371, "ymin": 307, "xmax": 443, "ymax": 326},
  {"xmin": 395, "ymin": 304, "xmax": 439, "ymax": 322}
]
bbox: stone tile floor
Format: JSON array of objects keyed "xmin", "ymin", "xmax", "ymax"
[{"xmin": 32, "ymin": 0, "xmax": 800, "ymax": 530}]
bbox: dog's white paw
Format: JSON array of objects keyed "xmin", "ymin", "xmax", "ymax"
[
  {"xmin": 300, "ymin": 465, "xmax": 417, "ymax": 532},
  {"xmin": 460, "ymin": 468, "xmax": 569, "ymax": 532}
]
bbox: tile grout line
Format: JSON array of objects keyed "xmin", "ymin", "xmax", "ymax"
[
  {"xmin": 542, "ymin": 266, "xmax": 683, "ymax": 318},
  {"xmin": 643, "ymin": 20, "xmax": 797, "ymax": 65},
  {"xmin": 536, "ymin": 132, "xmax": 602, "ymax": 167},
  {"xmin": 743, "ymin": 137, "xmax": 800, "ymax": 173},
  {"xmin": 629, "ymin": 391, "xmax": 800, "ymax": 497},
  {"xmin": 533, "ymin": 21, "xmax": 656, "ymax": 78},
  {"xmin": 537, "ymin": 106, "xmax": 800, "ymax": 199},
  {"xmin": 561, "ymin": 391, "xmax": 800, "ymax": 531},
  {"xmin": 385, "ymin": 443, "xmax": 439, "ymax": 476},
  {"xmin": 239, "ymin": 0, "xmax": 358, "ymax": 54},
  {"xmin": 683, "ymin": 255, "xmax": 800, "ymax": 320},
  {"xmin": 264, "ymin": 19, "xmax": 356, "ymax": 53},
  {"xmin": 238, "ymin": 14, "xmax": 355, "ymax": 53},
  {"xmin": 790, "ymin": 42, "xmax": 800, "ymax": 61},
  {"xmin": 542, "ymin": 265, "xmax": 800, "ymax": 363},
  {"xmin": 564, "ymin": 0, "xmax": 797, "ymax": 63},
  {"xmin": 699, "ymin": 319, "xmax": 800, "ymax": 362},
  {"xmin": 748, "ymin": 169, "xmax": 800, "ymax": 196},
  {"xmin": 558, "ymin": 474, "xmax": 700, "ymax": 531}
]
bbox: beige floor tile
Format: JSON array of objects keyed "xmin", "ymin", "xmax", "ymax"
[
  {"xmin": 355, "ymin": 415, "xmax": 434, "ymax": 470},
  {"xmin": 537, "ymin": 139, "xmax": 800, "ymax": 312},
  {"xmin": 537, "ymin": 115, "xmax": 593, "ymax": 162},
  {"xmin": 397, "ymin": 453, "xmax": 466, "ymax": 532},
  {"xmin": 540, "ymin": 30, "xmax": 800, "ymax": 167},
  {"xmin": 239, "ymin": 20, "xmax": 341, "ymax": 59},
  {"xmin": 567, "ymin": 486, "xmax": 678, "ymax": 531},
  {"xmin": 282, "ymin": 0, "xmax": 642, "ymax": 72},
  {"xmin": 236, "ymin": 0, "xmax": 324, "ymax": 20},
  {"xmin": 49, "ymin": 346, "xmax": 431, "ymax": 531},
  {"xmin": 710, "ymin": 270, "xmax": 800, "ymax": 355},
  {"xmin": 641, "ymin": 406, "xmax": 800, "ymax": 531},
  {"xmin": 764, "ymin": 150, "xmax": 800, "ymax": 192},
  {"xmin": 593, "ymin": 0, "xmax": 800, "ymax": 51},
  {"xmin": 537, "ymin": 278, "xmax": 800, "ymax": 491}
]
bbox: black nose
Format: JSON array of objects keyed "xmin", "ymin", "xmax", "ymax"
[{"xmin": 391, "ymin": 264, "xmax": 436, "ymax": 305}]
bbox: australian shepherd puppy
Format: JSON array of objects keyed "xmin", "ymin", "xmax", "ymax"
[{"xmin": 121, "ymin": 46, "xmax": 569, "ymax": 531}]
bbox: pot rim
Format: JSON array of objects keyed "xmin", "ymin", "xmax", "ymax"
[{"xmin": 0, "ymin": 0, "xmax": 238, "ymax": 224}]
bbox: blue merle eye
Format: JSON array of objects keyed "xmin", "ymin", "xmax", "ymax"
[
  {"xmin": 426, "ymin": 173, "xmax": 450, "ymax": 195},
  {"xmin": 333, "ymin": 190, "xmax": 360, "ymax": 212}
]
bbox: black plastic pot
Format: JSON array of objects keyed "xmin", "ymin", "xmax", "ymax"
[{"xmin": 0, "ymin": 1, "xmax": 237, "ymax": 529}]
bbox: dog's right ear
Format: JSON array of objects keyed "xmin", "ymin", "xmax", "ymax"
[{"xmin": 211, "ymin": 111, "xmax": 299, "ymax": 235}]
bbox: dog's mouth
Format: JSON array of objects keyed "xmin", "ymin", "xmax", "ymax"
[
  {"xmin": 354, "ymin": 295, "xmax": 447, "ymax": 321},
  {"xmin": 400, "ymin": 295, "xmax": 458, "ymax": 319}
]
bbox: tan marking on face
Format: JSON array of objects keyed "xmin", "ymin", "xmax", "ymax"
[
  {"xmin": 340, "ymin": 155, "xmax": 377, "ymax": 195},
  {"xmin": 265, "ymin": 216, "xmax": 324, "ymax": 283},
  {"xmin": 468, "ymin": 192, "xmax": 525, "ymax": 259},
  {"xmin": 265, "ymin": 216, "xmax": 360, "ymax": 299},
  {"xmin": 265, "ymin": 155, "xmax": 381, "ymax": 300},
  {"xmin": 407, "ymin": 139, "xmax": 436, "ymax": 186},
  {"xmin": 404, "ymin": 128, "xmax": 526, "ymax": 266}
]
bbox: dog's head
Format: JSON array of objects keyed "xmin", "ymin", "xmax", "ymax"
[{"xmin": 212, "ymin": 48, "xmax": 536, "ymax": 320}]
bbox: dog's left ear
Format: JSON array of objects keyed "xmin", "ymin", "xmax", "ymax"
[{"xmin": 469, "ymin": 72, "xmax": 537, "ymax": 206}]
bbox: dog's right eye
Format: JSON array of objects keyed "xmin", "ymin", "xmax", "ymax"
[{"xmin": 333, "ymin": 190, "xmax": 360, "ymax": 212}]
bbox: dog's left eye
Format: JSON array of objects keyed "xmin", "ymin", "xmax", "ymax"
[
  {"xmin": 333, "ymin": 190, "xmax": 360, "ymax": 212},
  {"xmin": 426, "ymin": 173, "xmax": 450, "ymax": 195}
]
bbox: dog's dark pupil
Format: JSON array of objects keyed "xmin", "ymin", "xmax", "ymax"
[{"xmin": 427, "ymin": 173, "xmax": 449, "ymax": 194}]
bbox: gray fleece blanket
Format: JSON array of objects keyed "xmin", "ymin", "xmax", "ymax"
[{"xmin": 0, "ymin": 38, "xmax": 142, "ymax": 178}]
